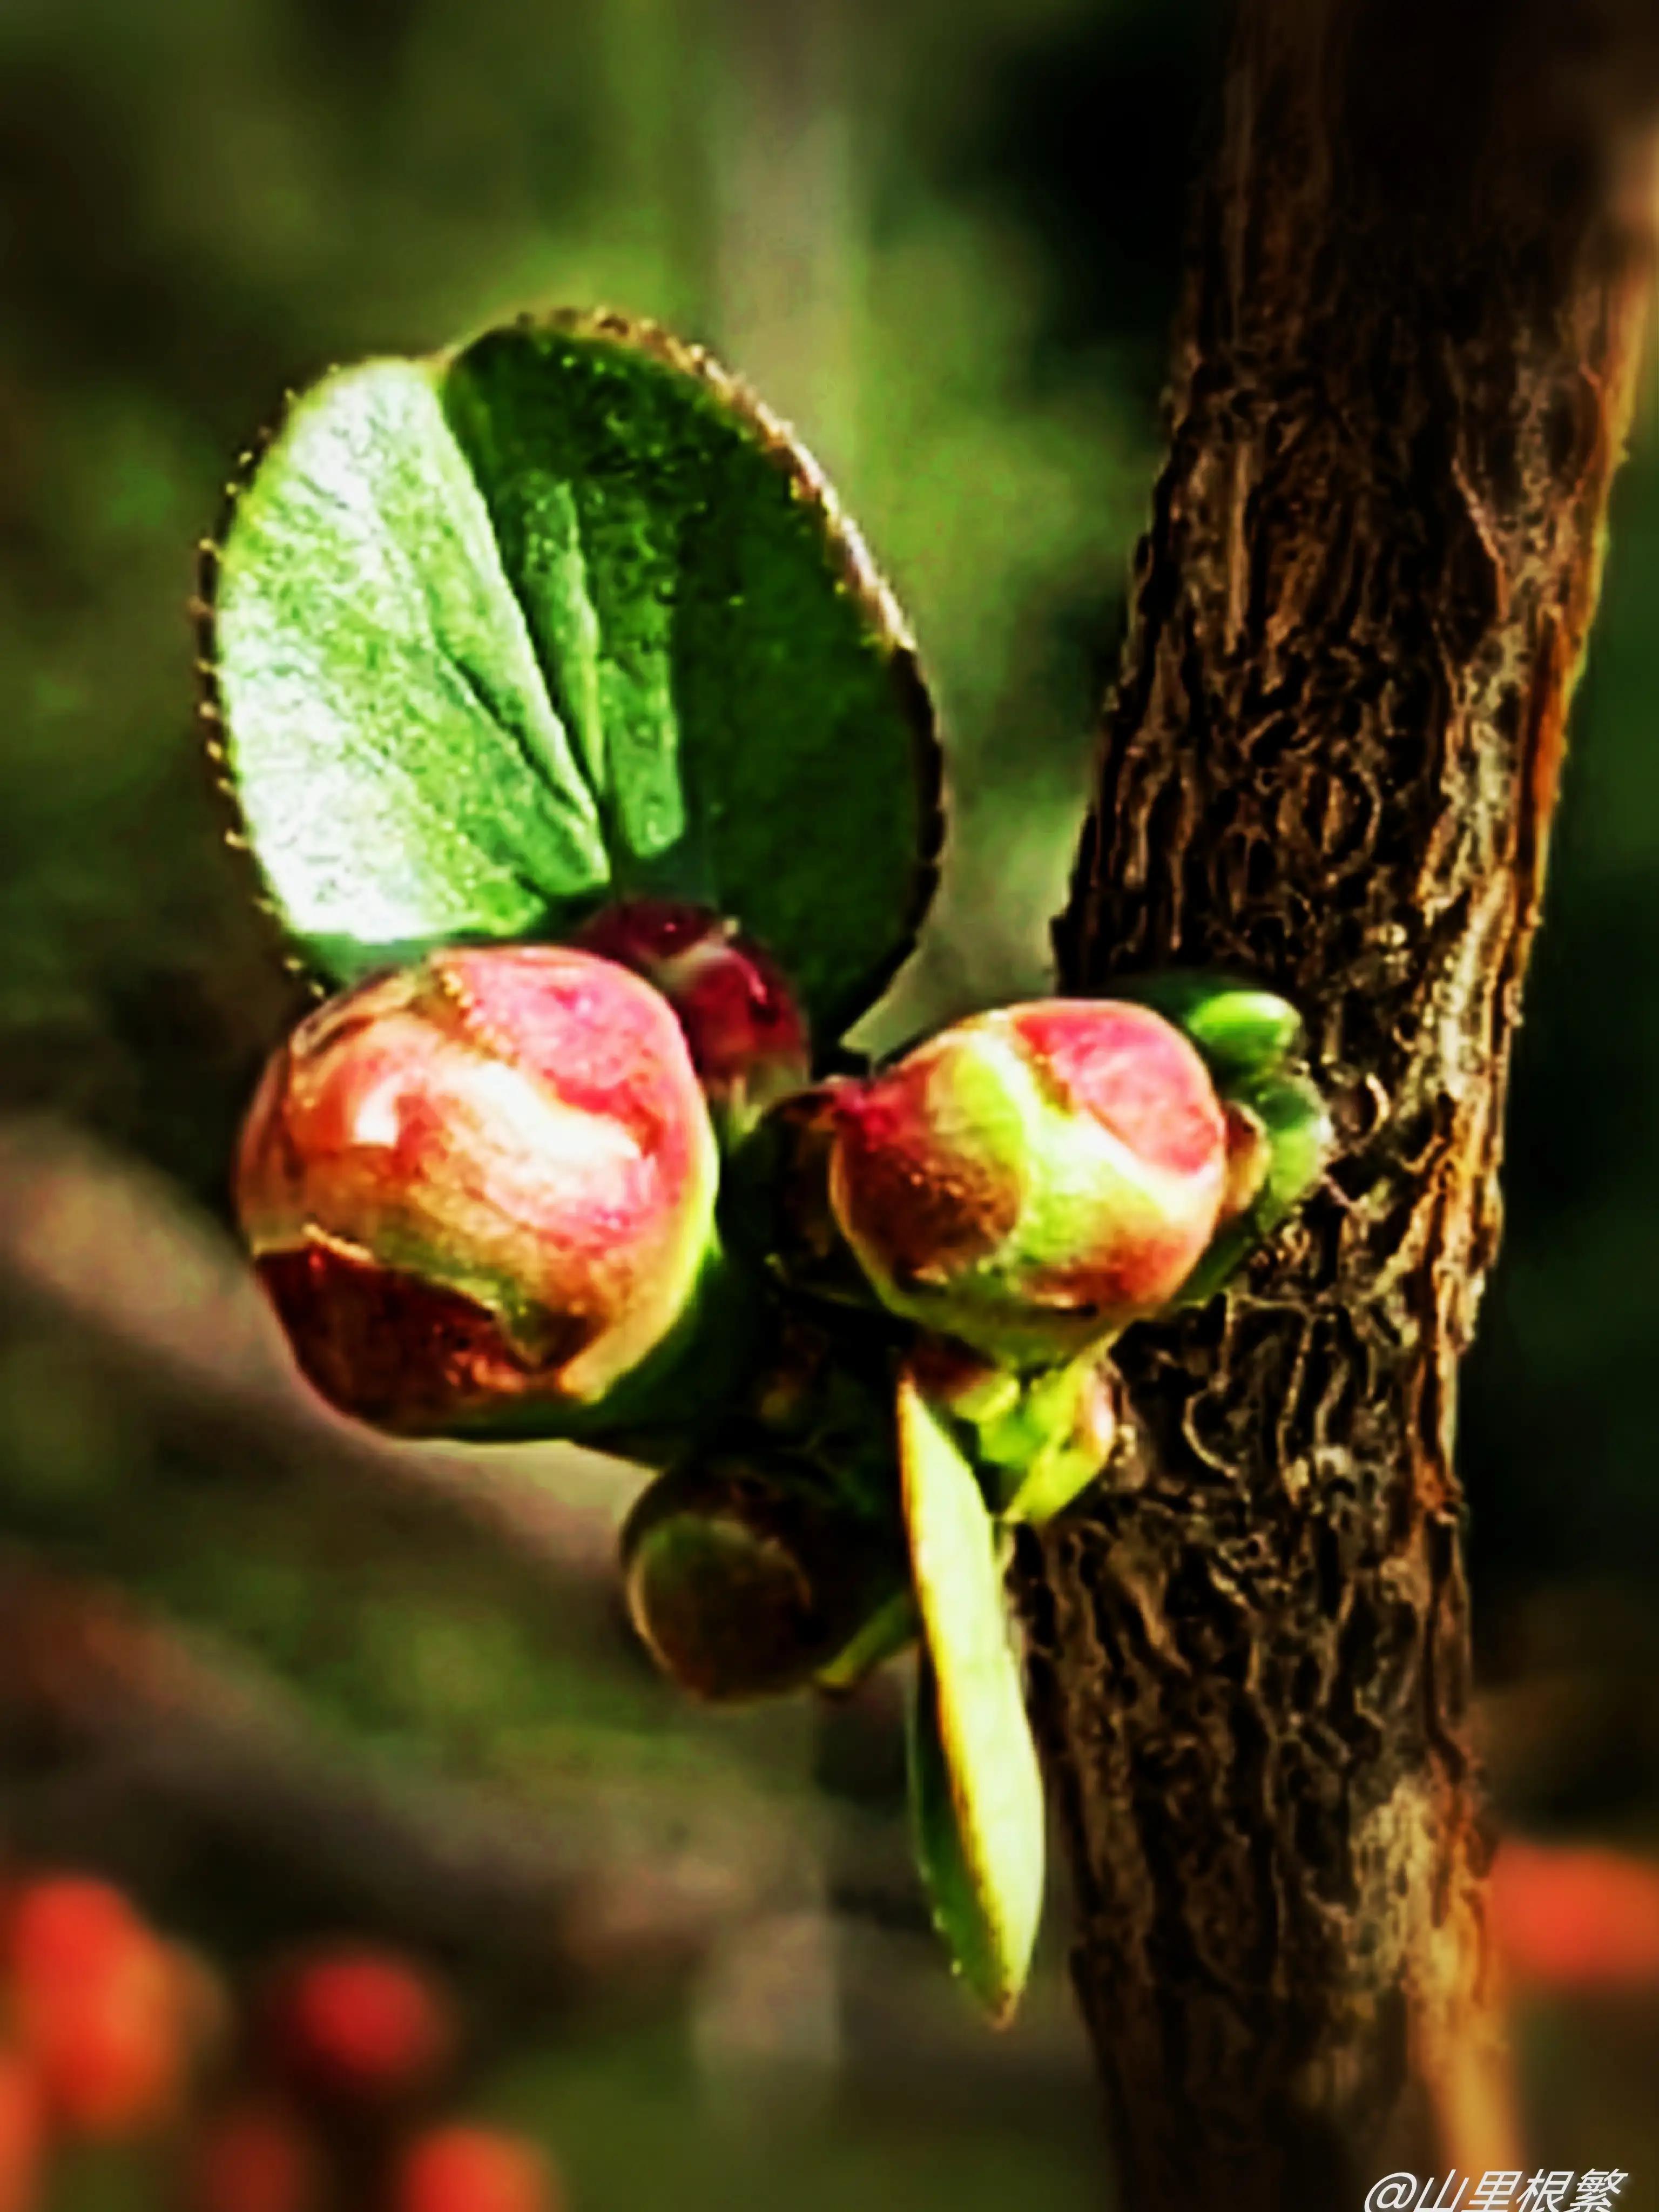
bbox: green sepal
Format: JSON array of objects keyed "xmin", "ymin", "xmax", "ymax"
[
  {"xmin": 814, "ymin": 1587, "xmax": 919, "ymax": 1694},
  {"xmin": 980, "ymin": 1356, "xmax": 1117, "ymax": 1526},
  {"xmin": 896, "ymin": 1367, "xmax": 1044, "ymax": 2022},
  {"xmin": 1174, "ymin": 1068, "xmax": 1331, "ymax": 1309},
  {"xmin": 909, "ymin": 1347, "xmax": 1116, "ymax": 1528},
  {"xmin": 422, "ymin": 1230, "xmax": 759, "ymax": 1453}
]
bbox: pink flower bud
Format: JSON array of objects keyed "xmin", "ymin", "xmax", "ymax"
[
  {"xmin": 575, "ymin": 901, "xmax": 810, "ymax": 1136},
  {"xmin": 828, "ymin": 1001, "xmax": 1228, "ymax": 1362},
  {"xmin": 235, "ymin": 946, "xmax": 721, "ymax": 1436}
]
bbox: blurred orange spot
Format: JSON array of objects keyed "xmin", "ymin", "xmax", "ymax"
[
  {"xmin": 0, "ymin": 2051, "xmax": 45, "ymax": 2212},
  {"xmin": 264, "ymin": 1945, "xmax": 456, "ymax": 2108},
  {"xmin": 394, "ymin": 2125, "xmax": 562, "ymax": 2212},
  {"xmin": 4, "ymin": 1876, "xmax": 184, "ymax": 2137},
  {"xmin": 189, "ymin": 2102, "xmax": 322, "ymax": 2212},
  {"xmin": 1490, "ymin": 1838, "xmax": 1659, "ymax": 1991},
  {"xmin": 168, "ymin": 1942, "xmax": 233, "ymax": 2073}
]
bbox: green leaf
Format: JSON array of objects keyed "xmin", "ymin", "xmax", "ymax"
[
  {"xmin": 897, "ymin": 1366, "xmax": 1044, "ymax": 2022},
  {"xmin": 210, "ymin": 360, "xmax": 612, "ymax": 984},
  {"xmin": 208, "ymin": 311, "xmax": 941, "ymax": 1036}
]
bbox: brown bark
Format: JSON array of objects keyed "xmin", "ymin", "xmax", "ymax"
[{"xmin": 1025, "ymin": 4, "xmax": 1659, "ymax": 2206}]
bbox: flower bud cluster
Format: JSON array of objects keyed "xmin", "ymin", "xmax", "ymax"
[
  {"xmin": 233, "ymin": 912, "xmax": 1326, "ymax": 2025},
  {"xmin": 235, "ymin": 915, "xmax": 1322, "ymax": 1702}
]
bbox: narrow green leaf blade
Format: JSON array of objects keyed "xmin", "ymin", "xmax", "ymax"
[
  {"xmin": 211, "ymin": 360, "xmax": 612, "ymax": 983},
  {"xmin": 897, "ymin": 1366, "xmax": 1044, "ymax": 2022},
  {"xmin": 908, "ymin": 1648, "xmax": 1006, "ymax": 2004}
]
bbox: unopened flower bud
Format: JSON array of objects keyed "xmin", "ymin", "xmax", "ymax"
[
  {"xmin": 622, "ymin": 1456, "xmax": 905, "ymax": 1703},
  {"xmin": 236, "ymin": 945, "xmax": 723, "ymax": 1438},
  {"xmin": 575, "ymin": 901, "xmax": 810, "ymax": 1138},
  {"xmin": 828, "ymin": 1001, "xmax": 1228, "ymax": 1363}
]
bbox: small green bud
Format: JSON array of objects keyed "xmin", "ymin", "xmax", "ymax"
[{"xmin": 621, "ymin": 1455, "xmax": 906, "ymax": 1703}]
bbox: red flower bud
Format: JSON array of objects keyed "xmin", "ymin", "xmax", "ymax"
[
  {"xmin": 236, "ymin": 946, "xmax": 722, "ymax": 1437},
  {"xmin": 575, "ymin": 901, "xmax": 810, "ymax": 1136},
  {"xmin": 392, "ymin": 2125, "xmax": 562, "ymax": 2212},
  {"xmin": 829, "ymin": 1001, "xmax": 1228, "ymax": 1361}
]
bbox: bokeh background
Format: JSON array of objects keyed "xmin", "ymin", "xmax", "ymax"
[{"xmin": 0, "ymin": 0, "xmax": 1656, "ymax": 2201}]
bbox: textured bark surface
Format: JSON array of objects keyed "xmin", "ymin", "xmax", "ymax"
[{"xmin": 1024, "ymin": 4, "xmax": 1659, "ymax": 2206}]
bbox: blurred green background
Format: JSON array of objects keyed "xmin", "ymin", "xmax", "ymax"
[{"xmin": 0, "ymin": 0, "xmax": 1656, "ymax": 2202}]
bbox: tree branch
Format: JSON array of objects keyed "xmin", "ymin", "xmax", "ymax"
[
  {"xmin": 0, "ymin": 1556, "xmax": 764, "ymax": 2013},
  {"xmin": 0, "ymin": 1118, "xmax": 826, "ymax": 1881},
  {"xmin": 1028, "ymin": 3, "xmax": 1659, "ymax": 2204}
]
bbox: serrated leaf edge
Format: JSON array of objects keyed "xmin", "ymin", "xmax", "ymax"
[
  {"xmin": 197, "ymin": 310, "xmax": 945, "ymax": 1021},
  {"xmin": 193, "ymin": 398, "xmax": 327, "ymax": 997}
]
